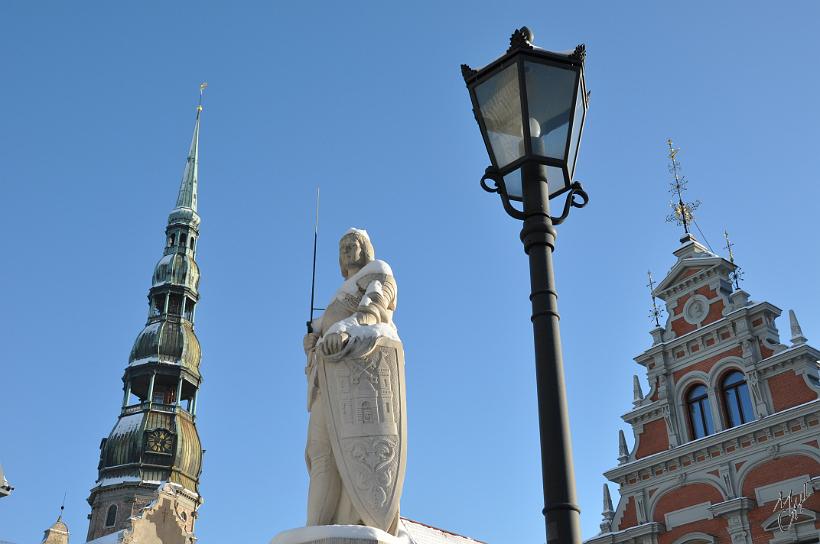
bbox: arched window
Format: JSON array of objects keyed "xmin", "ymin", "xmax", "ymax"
[
  {"xmin": 722, "ymin": 371, "xmax": 754, "ymax": 427},
  {"xmin": 686, "ymin": 384, "xmax": 714, "ymax": 439},
  {"xmin": 105, "ymin": 504, "xmax": 117, "ymax": 527}
]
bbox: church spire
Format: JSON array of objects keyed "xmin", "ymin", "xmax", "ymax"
[
  {"xmin": 173, "ymin": 83, "xmax": 206, "ymax": 216},
  {"xmin": 86, "ymin": 88, "xmax": 206, "ymax": 542}
]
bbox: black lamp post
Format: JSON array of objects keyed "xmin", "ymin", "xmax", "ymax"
[{"xmin": 461, "ymin": 27, "xmax": 589, "ymax": 544}]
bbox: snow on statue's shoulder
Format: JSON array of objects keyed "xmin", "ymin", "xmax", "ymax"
[{"xmin": 359, "ymin": 259, "xmax": 392, "ymax": 277}]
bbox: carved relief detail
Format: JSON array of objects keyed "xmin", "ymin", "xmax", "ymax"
[{"xmin": 346, "ymin": 436, "xmax": 399, "ymax": 512}]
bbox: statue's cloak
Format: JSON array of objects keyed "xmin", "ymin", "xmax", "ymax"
[{"xmin": 318, "ymin": 335, "xmax": 407, "ymax": 532}]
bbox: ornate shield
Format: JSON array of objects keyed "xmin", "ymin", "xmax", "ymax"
[{"xmin": 318, "ymin": 336, "xmax": 407, "ymax": 531}]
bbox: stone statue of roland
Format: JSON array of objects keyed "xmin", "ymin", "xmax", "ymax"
[{"xmin": 302, "ymin": 228, "xmax": 407, "ymax": 535}]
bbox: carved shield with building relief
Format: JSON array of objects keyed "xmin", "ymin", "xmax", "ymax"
[{"xmin": 318, "ymin": 336, "xmax": 406, "ymax": 532}]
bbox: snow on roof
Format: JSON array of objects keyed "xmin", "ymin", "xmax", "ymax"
[
  {"xmin": 110, "ymin": 413, "xmax": 143, "ymax": 437},
  {"xmin": 401, "ymin": 518, "xmax": 486, "ymax": 544},
  {"xmin": 93, "ymin": 475, "xmax": 142, "ymax": 488},
  {"xmin": 86, "ymin": 530, "xmax": 125, "ymax": 544}
]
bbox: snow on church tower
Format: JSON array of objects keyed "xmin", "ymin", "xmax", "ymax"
[{"xmin": 587, "ymin": 142, "xmax": 820, "ymax": 544}]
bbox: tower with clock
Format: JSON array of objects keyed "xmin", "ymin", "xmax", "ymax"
[{"xmin": 85, "ymin": 94, "xmax": 207, "ymax": 543}]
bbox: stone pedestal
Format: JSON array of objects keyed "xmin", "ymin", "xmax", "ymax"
[{"xmin": 271, "ymin": 525, "xmax": 408, "ymax": 544}]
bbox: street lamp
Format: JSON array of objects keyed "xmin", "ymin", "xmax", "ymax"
[{"xmin": 461, "ymin": 27, "xmax": 589, "ymax": 544}]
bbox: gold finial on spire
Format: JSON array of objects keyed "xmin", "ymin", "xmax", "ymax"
[
  {"xmin": 198, "ymin": 82, "xmax": 208, "ymax": 112},
  {"xmin": 665, "ymin": 139, "xmax": 701, "ymax": 237},
  {"xmin": 723, "ymin": 229, "xmax": 744, "ymax": 289},
  {"xmin": 647, "ymin": 270, "xmax": 664, "ymax": 328}
]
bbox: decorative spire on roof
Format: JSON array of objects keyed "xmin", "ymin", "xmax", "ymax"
[
  {"xmin": 723, "ymin": 229, "xmax": 744, "ymax": 290},
  {"xmin": 647, "ymin": 270, "xmax": 664, "ymax": 328},
  {"xmin": 789, "ymin": 309, "xmax": 808, "ymax": 346},
  {"xmin": 618, "ymin": 430, "xmax": 629, "ymax": 464},
  {"xmin": 632, "ymin": 375, "xmax": 645, "ymax": 406},
  {"xmin": 665, "ymin": 139, "xmax": 701, "ymax": 239},
  {"xmin": 174, "ymin": 83, "xmax": 206, "ymax": 214},
  {"xmin": 600, "ymin": 483, "xmax": 615, "ymax": 533}
]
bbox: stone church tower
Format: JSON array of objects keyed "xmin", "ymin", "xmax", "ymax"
[
  {"xmin": 85, "ymin": 98, "xmax": 206, "ymax": 543},
  {"xmin": 587, "ymin": 233, "xmax": 820, "ymax": 544}
]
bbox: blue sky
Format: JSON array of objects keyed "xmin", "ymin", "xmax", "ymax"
[{"xmin": 1, "ymin": 2, "xmax": 819, "ymax": 543}]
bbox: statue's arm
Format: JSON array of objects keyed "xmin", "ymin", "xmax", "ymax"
[{"xmin": 356, "ymin": 274, "xmax": 397, "ymax": 325}]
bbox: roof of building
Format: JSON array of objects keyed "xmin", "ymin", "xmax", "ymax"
[{"xmin": 401, "ymin": 518, "xmax": 486, "ymax": 544}]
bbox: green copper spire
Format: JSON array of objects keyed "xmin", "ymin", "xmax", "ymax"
[{"xmin": 174, "ymin": 84, "xmax": 206, "ymax": 214}]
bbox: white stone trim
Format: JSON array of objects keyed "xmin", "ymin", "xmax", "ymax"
[
  {"xmin": 735, "ymin": 444, "xmax": 820, "ymax": 495},
  {"xmin": 606, "ymin": 400, "xmax": 819, "ymax": 482},
  {"xmin": 682, "ymin": 295, "xmax": 711, "ymax": 326},
  {"xmin": 669, "ymin": 532, "xmax": 717, "ymax": 544},
  {"xmin": 754, "ymin": 474, "xmax": 811, "ymax": 505},
  {"xmin": 762, "ymin": 508, "xmax": 818, "ymax": 544},
  {"xmin": 664, "ymin": 501, "xmax": 713, "ymax": 529}
]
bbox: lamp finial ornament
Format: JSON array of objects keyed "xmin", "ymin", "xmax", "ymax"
[
  {"xmin": 664, "ymin": 139, "xmax": 701, "ymax": 237},
  {"xmin": 570, "ymin": 43, "xmax": 587, "ymax": 62},
  {"xmin": 508, "ymin": 26, "xmax": 535, "ymax": 52},
  {"xmin": 460, "ymin": 64, "xmax": 477, "ymax": 82}
]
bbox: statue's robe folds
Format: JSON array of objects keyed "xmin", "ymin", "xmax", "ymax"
[{"xmin": 318, "ymin": 334, "xmax": 406, "ymax": 533}]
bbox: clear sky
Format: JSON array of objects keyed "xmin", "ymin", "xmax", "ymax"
[{"xmin": 1, "ymin": 2, "xmax": 819, "ymax": 543}]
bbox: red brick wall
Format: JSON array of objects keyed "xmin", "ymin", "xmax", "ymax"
[
  {"xmin": 671, "ymin": 316, "xmax": 697, "ymax": 336},
  {"xmin": 651, "ymin": 483, "xmax": 726, "ymax": 544},
  {"xmin": 635, "ymin": 419, "xmax": 670, "ymax": 459},
  {"xmin": 616, "ymin": 495, "xmax": 638, "ymax": 531},
  {"xmin": 670, "ymin": 286, "xmax": 721, "ymax": 336},
  {"xmin": 700, "ymin": 299, "xmax": 725, "ymax": 328},
  {"xmin": 672, "ymin": 346, "xmax": 743, "ymax": 383},
  {"xmin": 768, "ymin": 370, "xmax": 818, "ymax": 412},
  {"xmin": 741, "ymin": 455, "xmax": 820, "ymax": 544}
]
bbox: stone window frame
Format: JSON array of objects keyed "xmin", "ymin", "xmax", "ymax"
[
  {"xmin": 675, "ymin": 371, "xmax": 720, "ymax": 442},
  {"xmin": 719, "ymin": 369, "xmax": 755, "ymax": 429},
  {"xmin": 761, "ymin": 508, "xmax": 818, "ymax": 544},
  {"xmin": 686, "ymin": 383, "xmax": 715, "ymax": 440},
  {"xmin": 104, "ymin": 504, "xmax": 117, "ymax": 527},
  {"xmin": 674, "ymin": 358, "xmax": 753, "ymax": 443}
]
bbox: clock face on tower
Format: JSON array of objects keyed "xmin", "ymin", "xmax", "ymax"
[{"xmin": 146, "ymin": 429, "xmax": 174, "ymax": 454}]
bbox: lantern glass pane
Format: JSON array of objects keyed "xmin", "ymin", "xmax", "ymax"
[
  {"xmin": 503, "ymin": 170, "xmax": 522, "ymax": 200},
  {"xmin": 567, "ymin": 78, "xmax": 586, "ymax": 178},
  {"xmin": 503, "ymin": 165, "xmax": 566, "ymax": 200},
  {"xmin": 546, "ymin": 165, "xmax": 567, "ymax": 197},
  {"xmin": 524, "ymin": 61, "xmax": 577, "ymax": 162},
  {"xmin": 475, "ymin": 63, "xmax": 524, "ymax": 168}
]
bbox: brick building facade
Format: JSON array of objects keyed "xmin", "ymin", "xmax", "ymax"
[{"xmin": 588, "ymin": 234, "xmax": 820, "ymax": 544}]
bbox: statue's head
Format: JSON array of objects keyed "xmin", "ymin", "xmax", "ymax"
[{"xmin": 339, "ymin": 228, "xmax": 374, "ymax": 278}]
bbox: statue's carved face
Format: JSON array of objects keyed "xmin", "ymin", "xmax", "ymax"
[
  {"xmin": 339, "ymin": 236, "xmax": 366, "ymax": 278},
  {"xmin": 338, "ymin": 231, "xmax": 375, "ymax": 278},
  {"xmin": 340, "ymin": 237, "xmax": 363, "ymax": 267}
]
